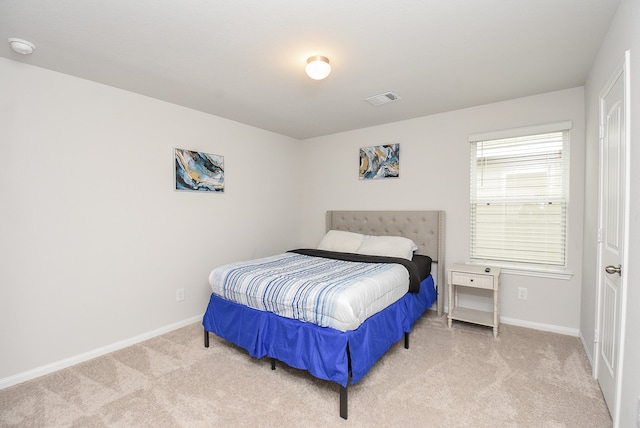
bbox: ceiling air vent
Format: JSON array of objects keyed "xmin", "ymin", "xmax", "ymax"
[{"xmin": 364, "ymin": 91, "xmax": 401, "ymax": 106}]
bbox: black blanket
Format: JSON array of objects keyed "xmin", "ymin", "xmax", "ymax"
[{"xmin": 288, "ymin": 249, "xmax": 429, "ymax": 293}]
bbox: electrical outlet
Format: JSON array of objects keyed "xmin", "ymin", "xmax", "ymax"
[
  {"xmin": 517, "ymin": 287, "xmax": 528, "ymax": 300},
  {"xmin": 176, "ymin": 288, "xmax": 185, "ymax": 302}
]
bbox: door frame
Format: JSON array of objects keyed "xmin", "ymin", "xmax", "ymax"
[{"xmin": 593, "ymin": 50, "xmax": 631, "ymax": 426}]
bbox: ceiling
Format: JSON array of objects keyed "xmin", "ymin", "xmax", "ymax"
[{"xmin": 0, "ymin": 0, "xmax": 621, "ymax": 139}]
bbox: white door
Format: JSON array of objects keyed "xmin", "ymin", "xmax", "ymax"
[{"xmin": 596, "ymin": 52, "xmax": 629, "ymax": 419}]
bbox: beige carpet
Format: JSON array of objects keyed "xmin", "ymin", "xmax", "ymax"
[{"xmin": 0, "ymin": 313, "xmax": 611, "ymax": 427}]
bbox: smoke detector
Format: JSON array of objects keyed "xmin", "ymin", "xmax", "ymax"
[{"xmin": 364, "ymin": 91, "xmax": 401, "ymax": 106}]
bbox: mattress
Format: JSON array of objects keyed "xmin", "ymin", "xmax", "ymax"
[{"xmin": 208, "ymin": 252, "xmax": 410, "ymax": 331}]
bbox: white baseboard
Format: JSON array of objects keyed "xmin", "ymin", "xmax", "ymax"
[
  {"xmin": 432, "ymin": 307, "xmax": 580, "ymax": 337},
  {"xmin": 0, "ymin": 314, "xmax": 203, "ymax": 390},
  {"xmin": 439, "ymin": 303, "xmax": 580, "ymax": 337},
  {"xmin": 578, "ymin": 331, "xmax": 596, "ymax": 372},
  {"xmin": 500, "ymin": 316, "xmax": 579, "ymax": 337}
]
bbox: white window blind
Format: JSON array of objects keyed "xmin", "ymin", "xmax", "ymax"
[{"xmin": 470, "ymin": 127, "xmax": 569, "ymax": 267}]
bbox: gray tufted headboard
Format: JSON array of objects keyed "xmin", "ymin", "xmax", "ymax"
[{"xmin": 326, "ymin": 210, "xmax": 445, "ymax": 316}]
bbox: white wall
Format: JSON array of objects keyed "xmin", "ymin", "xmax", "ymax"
[
  {"xmin": 0, "ymin": 58, "xmax": 300, "ymax": 383},
  {"xmin": 298, "ymin": 87, "xmax": 586, "ymax": 334},
  {"xmin": 582, "ymin": 0, "xmax": 640, "ymax": 426}
]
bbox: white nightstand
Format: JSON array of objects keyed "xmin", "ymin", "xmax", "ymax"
[{"xmin": 447, "ymin": 263, "xmax": 501, "ymax": 337}]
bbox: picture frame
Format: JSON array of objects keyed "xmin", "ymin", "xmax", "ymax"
[
  {"xmin": 174, "ymin": 148, "xmax": 225, "ymax": 192},
  {"xmin": 359, "ymin": 143, "xmax": 400, "ymax": 180}
]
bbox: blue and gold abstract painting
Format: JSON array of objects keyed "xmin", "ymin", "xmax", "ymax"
[
  {"xmin": 359, "ymin": 144, "xmax": 400, "ymax": 180},
  {"xmin": 175, "ymin": 148, "xmax": 224, "ymax": 192}
]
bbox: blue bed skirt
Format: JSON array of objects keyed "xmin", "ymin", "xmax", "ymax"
[{"xmin": 202, "ymin": 275, "xmax": 436, "ymax": 387}]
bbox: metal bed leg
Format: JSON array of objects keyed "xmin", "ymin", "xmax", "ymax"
[
  {"xmin": 268, "ymin": 349, "xmax": 351, "ymax": 419},
  {"xmin": 405, "ymin": 332, "xmax": 410, "ymax": 349},
  {"xmin": 340, "ymin": 384, "xmax": 348, "ymax": 419},
  {"xmin": 204, "ymin": 329, "xmax": 209, "ymax": 348}
]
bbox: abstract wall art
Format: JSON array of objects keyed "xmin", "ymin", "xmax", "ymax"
[
  {"xmin": 359, "ymin": 143, "xmax": 400, "ymax": 180},
  {"xmin": 175, "ymin": 148, "xmax": 225, "ymax": 192}
]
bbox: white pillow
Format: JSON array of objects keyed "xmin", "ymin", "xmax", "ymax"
[
  {"xmin": 356, "ymin": 235, "xmax": 418, "ymax": 260},
  {"xmin": 317, "ymin": 230, "xmax": 365, "ymax": 253}
]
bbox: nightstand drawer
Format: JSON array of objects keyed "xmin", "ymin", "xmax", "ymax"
[{"xmin": 451, "ymin": 272, "xmax": 494, "ymax": 290}]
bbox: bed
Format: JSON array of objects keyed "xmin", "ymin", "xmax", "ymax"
[{"xmin": 202, "ymin": 210, "xmax": 445, "ymax": 419}]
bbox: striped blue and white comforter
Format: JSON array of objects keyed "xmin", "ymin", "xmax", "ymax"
[{"xmin": 208, "ymin": 252, "xmax": 410, "ymax": 331}]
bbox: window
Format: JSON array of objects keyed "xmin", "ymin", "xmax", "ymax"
[{"xmin": 469, "ymin": 123, "xmax": 570, "ymax": 268}]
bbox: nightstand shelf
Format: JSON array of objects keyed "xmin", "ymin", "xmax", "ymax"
[
  {"xmin": 447, "ymin": 263, "xmax": 501, "ymax": 337},
  {"xmin": 449, "ymin": 306, "xmax": 494, "ymax": 327}
]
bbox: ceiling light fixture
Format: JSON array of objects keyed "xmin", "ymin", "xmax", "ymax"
[
  {"xmin": 8, "ymin": 38, "xmax": 36, "ymax": 55},
  {"xmin": 305, "ymin": 56, "xmax": 331, "ymax": 80}
]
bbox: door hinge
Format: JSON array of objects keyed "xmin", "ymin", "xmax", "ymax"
[
  {"xmin": 594, "ymin": 328, "xmax": 600, "ymax": 343},
  {"xmin": 597, "ymin": 228, "xmax": 603, "ymax": 243}
]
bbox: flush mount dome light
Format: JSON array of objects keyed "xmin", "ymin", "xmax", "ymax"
[
  {"xmin": 8, "ymin": 38, "xmax": 36, "ymax": 55},
  {"xmin": 305, "ymin": 56, "xmax": 331, "ymax": 80}
]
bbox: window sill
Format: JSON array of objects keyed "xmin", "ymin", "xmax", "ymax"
[{"xmin": 468, "ymin": 261, "xmax": 573, "ymax": 280}]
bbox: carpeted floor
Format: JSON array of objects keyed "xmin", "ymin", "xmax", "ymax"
[{"xmin": 0, "ymin": 313, "xmax": 612, "ymax": 427}]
